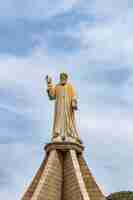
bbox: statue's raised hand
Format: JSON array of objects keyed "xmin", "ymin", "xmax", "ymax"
[{"xmin": 46, "ymin": 75, "xmax": 52, "ymax": 84}]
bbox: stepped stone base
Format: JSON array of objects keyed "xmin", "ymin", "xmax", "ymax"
[{"xmin": 21, "ymin": 142, "xmax": 106, "ymax": 200}]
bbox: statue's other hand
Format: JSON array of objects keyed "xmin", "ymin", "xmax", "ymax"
[{"xmin": 72, "ymin": 99, "xmax": 78, "ymax": 110}]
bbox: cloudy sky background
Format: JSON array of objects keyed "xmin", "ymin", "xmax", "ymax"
[{"xmin": 0, "ymin": 0, "xmax": 133, "ymax": 199}]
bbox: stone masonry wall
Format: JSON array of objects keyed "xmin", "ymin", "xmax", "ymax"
[
  {"xmin": 31, "ymin": 150, "xmax": 63, "ymax": 200},
  {"xmin": 63, "ymin": 151, "xmax": 82, "ymax": 200},
  {"xmin": 78, "ymin": 154, "xmax": 105, "ymax": 200},
  {"xmin": 21, "ymin": 155, "xmax": 48, "ymax": 200}
]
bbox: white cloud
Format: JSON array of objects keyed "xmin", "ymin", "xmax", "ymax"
[
  {"xmin": 78, "ymin": 0, "xmax": 129, "ymax": 19},
  {"xmin": 0, "ymin": 0, "xmax": 129, "ymax": 21},
  {"xmin": 78, "ymin": 11, "xmax": 133, "ymax": 65},
  {"xmin": 0, "ymin": 0, "xmax": 79, "ymax": 20},
  {"xmin": 0, "ymin": 143, "xmax": 43, "ymax": 200},
  {"xmin": 78, "ymin": 106, "xmax": 133, "ymax": 193}
]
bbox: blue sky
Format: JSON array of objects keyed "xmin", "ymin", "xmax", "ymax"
[{"xmin": 0, "ymin": 0, "xmax": 133, "ymax": 199}]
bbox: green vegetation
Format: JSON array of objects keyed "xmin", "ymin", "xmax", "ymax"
[{"xmin": 107, "ymin": 191, "xmax": 133, "ymax": 200}]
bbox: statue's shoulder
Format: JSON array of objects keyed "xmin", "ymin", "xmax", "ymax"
[
  {"xmin": 67, "ymin": 83, "xmax": 74, "ymax": 89},
  {"xmin": 55, "ymin": 83, "xmax": 60, "ymax": 87},
  {"xmin": 55, "ymin": 83, "xmax": 61, "ymax": 89},
  {"xmin": 66, "ymin": 82, "xmax": 71, "ymax": 86}
]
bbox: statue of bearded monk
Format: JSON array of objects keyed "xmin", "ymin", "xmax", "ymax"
[{"xmin": 46, "ymin": 73, "xmax": 81, "ymax": 143}]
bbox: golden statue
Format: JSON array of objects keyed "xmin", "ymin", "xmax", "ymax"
[{"xmin": 46, "ymin": 73, "xmax": 81, "ymax": 143}]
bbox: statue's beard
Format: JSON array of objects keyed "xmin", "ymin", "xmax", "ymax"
[{"xmin": 60, "ymin": 81, "xmax": 67, "ymax": 85}]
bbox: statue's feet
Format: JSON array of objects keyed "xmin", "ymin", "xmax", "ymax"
[
  {"xmin": 52, "ymin": 135, "xmax": 66, "ymax": 143},
  {"xmin": 52, "ymin": 134, "xmax": 83, "ymax": 145},
  {"xmin": 61, "ymin": 135, "xmax": 66, "ymax": 141},
  {"xmin": 75, "ymin": 137, "xmax": 83, "ymax": 144}
]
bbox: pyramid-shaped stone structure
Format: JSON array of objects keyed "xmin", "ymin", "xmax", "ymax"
[
  {"xmin": 21, "ymin": 142, "xmax": 106, "ymax": 200},
  {"xmin": 21, "ymin": 74, "xmax": 106, "ymax": 200}
]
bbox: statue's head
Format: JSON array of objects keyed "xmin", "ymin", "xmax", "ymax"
[{"xmin": 60, "ymin": 73, "xmax": 68, "ymax": 85}]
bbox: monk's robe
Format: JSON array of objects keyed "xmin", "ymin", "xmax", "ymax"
[{"xmin": 47, "ymin": 82, "xmax": 80, "ymax": 141}]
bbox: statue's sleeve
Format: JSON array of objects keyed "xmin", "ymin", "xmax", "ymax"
[
  {"xmin": 47, "ymin": 83, "xmax": 56, "ymax": 100},
  {"xmin": 71, "ymin": 85, "xmax": 78, "ymax": 110},
  {"xmin": 71, "ymin": 85, "xmax": 77, "ymax": 100}
]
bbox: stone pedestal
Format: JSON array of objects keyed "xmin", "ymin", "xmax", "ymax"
[
  {"xmin": 21, "ymin": 142, "xmax": 106, "ymax": 200},
  {"xmin": 45, "ymin": 141, "xmax": 84, "ymax": 154}
]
